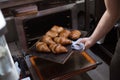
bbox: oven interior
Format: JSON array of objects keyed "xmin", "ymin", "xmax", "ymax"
[{"xmin": 22, "ymin": 10, "xmax": 72, "ymax": 49}]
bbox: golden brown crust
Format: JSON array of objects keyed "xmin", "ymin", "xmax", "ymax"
[
  {"xmin": 54, "ymin": 37, "xmax": 72, "ymax": 45},
  {"xmin": 69, "ymin": 30, "xmax": 81, "ymax": 40},
  {"xmin": 41, "ymin": 35, "xmax": 55, "ymax": 45},
  {"xmin": 36, "ymin": 42, "xmax": 51, "ymax": 52},
  {"xmin": 45, "ymin": 30, "xmax": 58, "ymax": 38},
  {"xmin": 55, "ymin": 44, "xmax": 68, "ymax": 54},
  {"xmin": 51, "ymin": 25, "xmax": 64, "ymax": 33},
  {"xmin": 49, "ymin": 43, "xmax": 68, "ymax": 54},
  {"xmin": 49, "ymin": 43, "xmax": 58, "ymax": 53},
  {"xmin": 59, "ymin": 29, "xmax": 71, "ymax": 38}
]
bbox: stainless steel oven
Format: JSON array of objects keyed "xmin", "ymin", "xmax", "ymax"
[{"xmin": 14, "ymin": 2, "xmax": 100, "ymax": 80}]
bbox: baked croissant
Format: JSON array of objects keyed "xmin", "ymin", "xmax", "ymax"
[
  {"xmin": 45, "ymin": 30, "xmax": 58, "ymax": 38},
  {"xmin": 41, "ymin": 35, "xmax": 55, "ymax": 45},
  {"xmin": 69, "ymin": 30, "xmax": 81, "ymax": 40},
  {"xmin": 51, "ymin": 25, "xmax": 64, "ymax": 33},
  {"xmin": 36, "ymin": 42, "xmax": 51, "ymax": 52},
  {"xmin": 54, "ymin": 37, "xmax": 72, "ymax": 45},
  {"xmin": 59, "ymin": 29, "xmax": 71, "ymax": 38},
  {"xmin": 49, "ymin": 44, "xmax": 68, "ymax": 54}
]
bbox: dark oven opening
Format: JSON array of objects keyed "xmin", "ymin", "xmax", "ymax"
[{"xmin": 16, "ymin": 10, "xmax": 72, "ymax": 50}]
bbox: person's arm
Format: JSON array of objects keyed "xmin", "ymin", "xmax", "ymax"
[
  {"xmin": 80, "ymin": 0, "xmax": 120, "ymax": 49},
  {"xmin": 90, "ymin": 0, "xmax": 120, "ymax": 43}
]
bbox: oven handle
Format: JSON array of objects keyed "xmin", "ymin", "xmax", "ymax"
[{"xmin": 52, "ymin": 62, "xmax": 102, "ymax": 80}]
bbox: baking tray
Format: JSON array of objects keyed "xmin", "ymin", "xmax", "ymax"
[
  {"xmin": 29, "ymin": 43, "xmax": 73, "ymax": 64},
  {"xmin": 28, "ymin": 30, "xmax": 87, "ymax": 64},
  {"xmin": 29, "ymin": 51, "xmax": 98, "ymax": 80}
]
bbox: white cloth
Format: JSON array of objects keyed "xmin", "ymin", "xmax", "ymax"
[{"xmin": 71, "ymin": 38, "xmax": 85, "ymax": 52}]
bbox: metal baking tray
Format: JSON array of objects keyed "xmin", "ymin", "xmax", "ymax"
[
  {"xmin": 29, "ymin": 43, "xmax": 73, "ymax": 64},
  {"xmin": 28, "ymin": 31, "xmax": 87, "ymax": 64}
]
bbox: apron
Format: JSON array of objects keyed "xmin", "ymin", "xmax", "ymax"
[{"xmin": 110, "ymin": 38, "xmax": 120, "ymax": 80}]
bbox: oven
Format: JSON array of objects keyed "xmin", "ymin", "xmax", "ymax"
[{"xmin": 14, "ymin": 2, "xmax": 101, "ymax": 80}]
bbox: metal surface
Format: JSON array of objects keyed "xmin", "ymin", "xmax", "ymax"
[
  {"xmin": 28, "ymin": 30, "xmax": 86, "ymax": 64},
  {"xmin": 29, "ymin": 44, "xmax": 73, "ymax": 64},
  {"xmin": 28, "ymin": 51, "xmax": 97, "ymax": 80}
]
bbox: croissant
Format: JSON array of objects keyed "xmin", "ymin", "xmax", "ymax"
[
  {"xmin": 59, "ymin": 29, "xmax": 71, "ymax": 38},
  {"xmin": 51, "ymin": 25, "xmax": 64, "ymax": 33},
  {"xmin": 54, "ymin": 37, "xmax": 72, "ymax": 45},
  {"xmin": 36, "ymin": 42, "xmax": 51, "ymax": 52},
  {"xmin": 49, "ymin": 44, "xmax": 68, "ymax": 54},
  {"xmin": 69, "ymin": 30, "xmax": 81, "ymax": 40},
  {"xmin": 41, "ymin": 35, "xmax": 55, "ymax": 45},
  {"xmin": 49, "ymin": 43, "xmax": 57, "ymax": 53},
  {"xmin": 45, "ymin": 30, "xmax": 58, "ymax": 38}
]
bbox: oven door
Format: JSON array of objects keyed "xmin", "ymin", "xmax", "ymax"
[{"xmin": 25, "ymin": 50, "xmax": 101, "ymax": 80}]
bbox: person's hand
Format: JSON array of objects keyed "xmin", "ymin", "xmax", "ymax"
[{"xmin": 76, "ymin": 37, "xmax": 95, "ymax": 50}]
